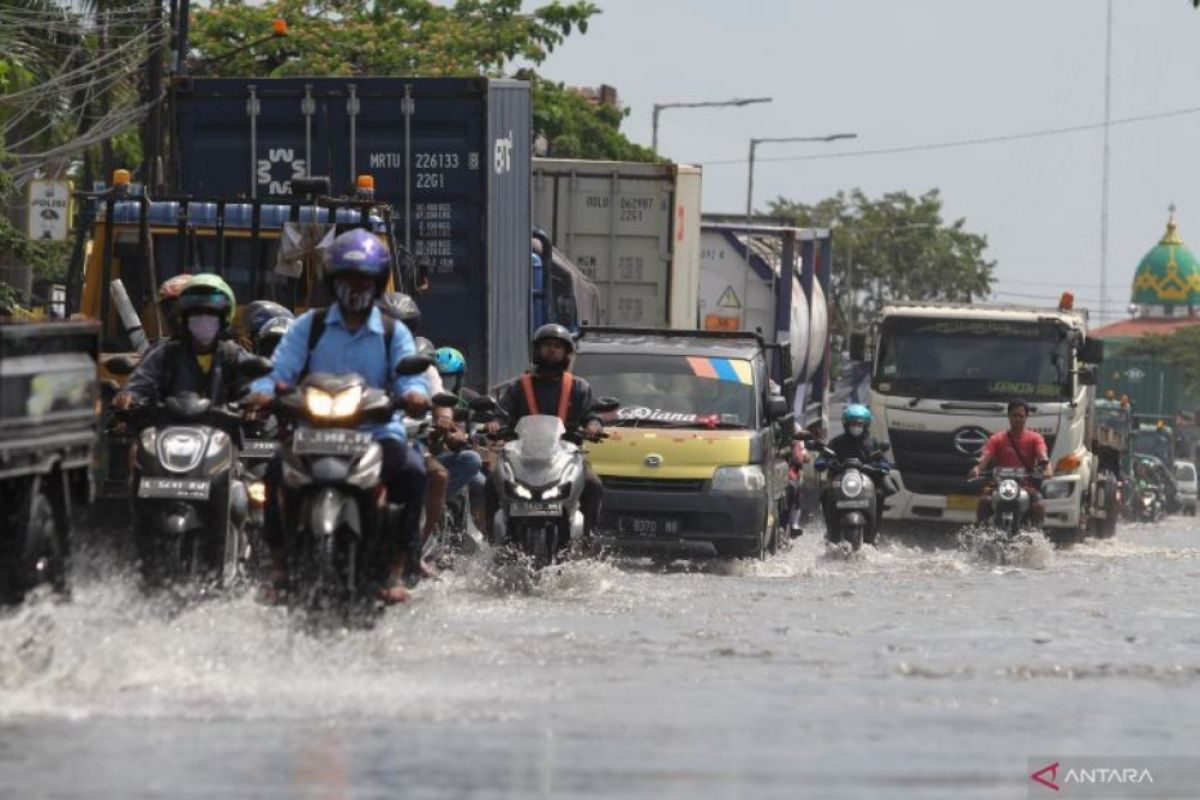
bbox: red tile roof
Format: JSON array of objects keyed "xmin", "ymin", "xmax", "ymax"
[{"xmin": 1091, "ymin": 316, "xmax": 1200, "ymax": 339}]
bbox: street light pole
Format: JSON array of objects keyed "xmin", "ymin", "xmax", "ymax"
[
  {"xmin": 745, "ymin": 133, "xmax": 857, "ymax": 221},
  {"xmin": 651, "ymin": 96, "xmax": 772, "ymax": 153}
]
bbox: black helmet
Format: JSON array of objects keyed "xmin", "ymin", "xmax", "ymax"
[
  {"xmin": 244, "ymin": 300, "xmax": 294, "ymax": 338},
  {"xmin": 376, "ymin": 291, "xmax": 421, "ymax": 332},
  {"xmin": 532, "ymin": 323, "xmax": 575, "ymax": 353},
  {"xmin": 255, "ymin": 316, "xmax": 292, "ymax": 358},
  {"xmin": 414, "ymin": 336, "xmax": 436, "ymax": 359},
  {"xmin": 531, "ymin": 323, "xmax": 575, "ymax": 372}
]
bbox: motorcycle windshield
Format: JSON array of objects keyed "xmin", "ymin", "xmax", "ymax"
[{"xmin": 515, "ymin": 416, "xmax": 565, "ymax": 462}]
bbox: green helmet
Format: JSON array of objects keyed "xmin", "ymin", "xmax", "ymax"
[{"xmin": 176, "ymin": 273, "xmax": 236, "ymax": 327}]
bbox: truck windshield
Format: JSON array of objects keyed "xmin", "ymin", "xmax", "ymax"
[
  {"xmin": 873, "ymin": 317, "xmax": 1072, "ymax": 401},
  {"xmin": 574, "ymin": 353, "xmax": 757, "ymax": 428}
]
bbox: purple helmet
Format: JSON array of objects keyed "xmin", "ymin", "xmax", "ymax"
[{"xmin": 325, "ymin": 228, "xmax": 391, "ymax": 291}]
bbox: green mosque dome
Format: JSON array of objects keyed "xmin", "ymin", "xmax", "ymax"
[{"xmin": 1131, "ymin": 209, "xmax": 1200, "ymax": 306}]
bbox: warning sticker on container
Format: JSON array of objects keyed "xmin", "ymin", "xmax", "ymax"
[
  {"xmin": 716, "ymin": 285, "xmax": 741, "ymax": 309},
  {"xmin": 704, "ymin": 314, "xmax": 740, "ymax": 331}
]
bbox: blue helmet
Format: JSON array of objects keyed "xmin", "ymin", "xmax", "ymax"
[
  {"xmin": 325, "ymin": 228, "xmax": 391, "ymax": 290},
  {"xmin": 243, "ymin": 300, "xmax": 294, "ymax": 339},
  {"xmin": 435, "ymin": 346, "xmax": 466, "ymax": 376},
  {"xmin": 843, "ymin": 404, "xmax": 872, "ymax": 426}
]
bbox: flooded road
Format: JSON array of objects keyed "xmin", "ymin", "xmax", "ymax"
[{"xmin": 2, "ymin": 518, "xmax": 1199, "ymax": 798}]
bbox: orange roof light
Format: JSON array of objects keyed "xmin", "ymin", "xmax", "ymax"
[
  {"xmin": 1059, "ymin": 291, "xmax": 1075, "ymax": 311},
  {"xmin": 356, "ymin": 174, "xmax": 375, "ymax": 191},
  {"xmin": 112, "ymin": 169, "xmax": 131, "ymax": 187},
  {"xmin": 272, "ymin": 18, "xmax": 288, "ymax": 36}
]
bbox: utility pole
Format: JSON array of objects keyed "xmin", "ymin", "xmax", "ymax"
[
  {"xmin": 143, "ymin": 0, "xmax": 166, "ymax": 193},
  {"xmin": 1099, "ymin": 0, "xmax": 1114, "ymax": 322}
]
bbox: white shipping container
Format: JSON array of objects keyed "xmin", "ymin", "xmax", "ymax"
[{"xmin": 532, "ymin": 159, "xmax": 701, "ymax": 328}]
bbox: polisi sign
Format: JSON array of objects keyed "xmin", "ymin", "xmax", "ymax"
[{"xmin": 27, "ymin": 180, "xmax": 71, "ymax": 241}]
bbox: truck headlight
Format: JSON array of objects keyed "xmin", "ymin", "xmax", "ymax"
[
  {"xmin": 1042, "ymin": 479, "xmax": 1074, "ymax": 500},
  {"xmin": 711, "ymin": 465, "xmax": 766, "ymax": 493}
]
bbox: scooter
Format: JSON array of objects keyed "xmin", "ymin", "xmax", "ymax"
[
  {"xmin": 1134, "ymin": 480, "xmax": 1165, "ymax": 523},
  {"xmin": 469, "ymin": 396, "xmax": 617, "ymax": 569},
  {"xmin": 272, "ymin": 357, "xmax": 432, "ymax": 609},
  {"xmin": 814, "ymin": 443, "xmax": 890, "ymax": 551},
  {"xmin": 979, "ymin": 467, "xmax": 1042, "ymax": 537},
  {"xmin": 406, "ymin": 397, "xmax": 482, "ymax": 569}
]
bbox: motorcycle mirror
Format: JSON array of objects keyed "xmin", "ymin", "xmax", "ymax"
[
  {"xmin": 877, "ymin": 443, "xmax": 891, "ymax": 454},
  {"xmin": 396, "ymin": 355, "xmax": 433, "ymax": 376},
  {"xmin": 468, "ymin": 395, "xmax": 499, "ymax": 414},
  {"xmin": 105, "ymin": 355, "xmax": 138, "ymax": 376},
  {"xmin": 431, "ymin": 391, "xmax": 459, "ymax": 409},
  {"xmin": 99, "ymin": 379, "xmax": 121, "ymax": 401},
  {"xmin": 594, "ymin": 397, "xmax": 620, "ymax": 414},
  {"xmin": 238, "ymin": 355, "xmax": 274, "ymax": 379}
]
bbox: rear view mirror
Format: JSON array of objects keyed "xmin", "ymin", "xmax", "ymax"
[
  {"xmin": 396, "ymin": 355, "xmax": 433, "ymax": 376},
  {"xmin": 1078, "ymin": 365, "xmax": 1098, "ymax": 387},
  {"xmin": 238, "ymin": 355, "xmax": 274, "ymax": 379},
  {"xmin": 594, "ymin": 397, "xmax": 620, "ymax": 414},
  {"xmin": 766, "ymin": 395, "xmax": 789, "ymax": 421},
  {"xmin": 848, "ymin": 331, "xmax": 867, "ymax": 363},
  {"xmin": 469, "ymin": 395, "xmax": 499, "ymax": 414},
  {"xmin": 1081, "ymin": 337, "xmax": 1105, "ymax": 364},
  {"xmin": 431, "ymin": 391, "xmax": 459, "ymax": 409},
  {"xmin": 105, "ymin": 355, "xmax": 138, "ymax": 376}
]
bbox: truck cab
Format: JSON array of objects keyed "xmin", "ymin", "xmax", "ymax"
[{"xmin": 866, "ymin": 301, "xmax": 1107, "ymax": 537}]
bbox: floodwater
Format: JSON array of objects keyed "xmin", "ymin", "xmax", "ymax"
[{"xmin": 2, "ymin": 517, "xmax": 1199, "ymax": 799}]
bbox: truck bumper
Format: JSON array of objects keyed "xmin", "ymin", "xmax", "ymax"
[
  {"xmin": 595, "ymin": 482, "xmax": 769, "ymax": 558},
  {"xmin": 884, "ymin": 479, "xmax": 1085, "ymax": 529}
]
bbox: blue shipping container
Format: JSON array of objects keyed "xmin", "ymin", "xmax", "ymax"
[{"xmin": 171, "ymin": 77, "xmax": 532, "ymax": 390}]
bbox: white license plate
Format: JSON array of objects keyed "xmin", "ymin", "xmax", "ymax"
[
  {"xmin": 836, "ymin": 499, "xmax": 871, "ymax": 509},
  {"xmin": 510, "ymin": 501, "xmax": 563, "ymax": 517},
  {"xmin": 138, "ymin": 477, "xmax": 210, "ymax": 500},
  {"xmin": 294, "ymin": 428, "xmax": 373, "ymax": 456},
  {"xmin": 618, "ymin": 517, "xmax": 680, "ymax": 536}
]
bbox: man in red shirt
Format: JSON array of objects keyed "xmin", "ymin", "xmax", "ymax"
[{"xmin": 968, "ymin": 399, "xmax": 1054, "ymax": 524}]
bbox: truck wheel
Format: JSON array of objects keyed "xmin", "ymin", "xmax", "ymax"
[{"xmin": 19, "ymin": 487, "xmax": 63, "ymax": 599}]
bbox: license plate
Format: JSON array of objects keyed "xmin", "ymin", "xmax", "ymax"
[
  {"xmin": 946, "ymin": 494, "xmax": 978, "ymax": 512},
  {"xmin": 618, "ymin": 516, "xmax": 680, "ymax": 536},
  {"xmin": 510, "ymin": 501, "xmax": 563, "ymax": 517},
  {"xmin": 293, "ymin": 428, "xmax": 373, "ymax": 456},
  {"xmin": 836, "ymin": 499, "xmax": 871, "ymax": 509},
  {"xmin": 241, "ymin": 440, "xmax": 280, "ymax": 459},
  {"xmin": 138, "ymin": 477, "xmax": 210, "ymax": 500}
]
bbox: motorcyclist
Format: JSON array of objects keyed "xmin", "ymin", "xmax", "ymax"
[
  {"xmin": 968, "ymin": 398, "xmax": 1052, "ymax": 525},
  {"xmin": 818, "ymin": 404, "xmax": 890, "ymax": 536},
  {"xmin": 156, "ymin": 273, "xmax": 192, "ymax": 338},
  {"xmin": 113, "ymin": 274, "xmax": 254, "ymax": 409},
  {"xmin": 435, "ymin": 346, "xmax": 488, "ymax": 532},
  {"xmin": 485, "ymin": 324, "xmax": 605, "ymax": 540},
  {"xmin": 244, "ymin": 228, "xmax": 430, "ymax": 604},
  {"xmin": 243, "ymin": 300, "xmax": 295, "ymax": 358}
]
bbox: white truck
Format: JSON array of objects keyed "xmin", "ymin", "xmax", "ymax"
[
  {"xmin": 862, "ymin": 300, "xmax": 1114, "ymax": 539},
  {"xmin": 532, "ymin": 158, "xmax": 702, "ymax": 329}
]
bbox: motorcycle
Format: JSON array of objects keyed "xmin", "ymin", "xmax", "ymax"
[
  {"xmin": 108, "ymin": 355, "xmax": 272, "ymax": 587},
  {"xmin": 814, "ymin": 443, "xmax": 891, "ymax": 551},
  {"xmin": 977, "ymin": 467, "xmax": 1042, "ymax": 537},
  {"xmin": 406, "ymin": 397, "xmax": 483, "ymax": 569},
  {"xmin": 469, "ymin": 396, "xmax": 617, "ymax": 569},
  {"xmin": 1134, "ymin": 480, "xmax": 1165, "ymax": 523},
  {"xmin": 272, "ymin": 356, "xmax": 431, "ymax": 609},
  {"xmin": 238, "ymin": 416, "xmax": 281, "ymax": 577},
  {"xmin": 785, "ymin": 431, "xmax": 810, "ymax": 538}
]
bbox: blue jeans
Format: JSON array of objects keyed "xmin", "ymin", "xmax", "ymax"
[{"xmin": 438, "ymin": 449, "xmax": 483, "ymax": 496}]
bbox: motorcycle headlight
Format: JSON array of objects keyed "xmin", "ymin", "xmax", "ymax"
[
  {"xmin": 512, "ymin": 483, "xmax": 533, "ymax": 500},
  {"xmin": 305, "ymin": 386, "xmax": 363, "ymax": 419},
  {"xmin": 541, "ymin": 483, "xmax": 564, "ymax": 500},
  {"xmin": 248, "ymin": 480, "xmax": 267, "ymax": 507},
  {"xmin": 711, "ymin": 465, "xmax": 766, "ymax": 493},
  {"xmin": 997, "ymin": 479, "xmax": 1020, "ymax": 501},
  {"xmin": 157, "ymin": 430, "xmax": 204, "ymax": 473},
  {"xmin": 840, "ymin": 469, "xmax": 864, "ymax": 499}
]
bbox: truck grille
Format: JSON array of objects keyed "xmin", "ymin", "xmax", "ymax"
[
  {"xmin": 887, "ymin": 428, "xmax": 1056, "ymax": 495},
  {"xmin": 602, "ymin": 476, "xmax": 707, "ymax": 493}
]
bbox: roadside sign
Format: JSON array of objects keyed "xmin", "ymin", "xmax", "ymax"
[{"xmin": 27, "ymin": 180, "xmax": 71, "ymax": 241}]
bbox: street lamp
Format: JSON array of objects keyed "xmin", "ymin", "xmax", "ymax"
[
  {"xmin": 745, "ymin": 133, "xmax": 857, "ymax": 220},
  {"xmin": 651, "ymin": 97, "xmax": 773, "ymax": 153}
]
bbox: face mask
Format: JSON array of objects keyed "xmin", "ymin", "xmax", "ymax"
[
  {"xmin": 847, "ymin": 423, "xmax": 866, "ymax": 437},
  {"xmin": 335, "ymin": 279, "xmax": 375, "ymax": 313},
  {"xmin": 187, "ymin": 314, "xmax": 220, "ymax": 347}
]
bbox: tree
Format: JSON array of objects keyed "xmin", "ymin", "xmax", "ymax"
[
  {"xmin": 768, "ymin": 189, "xmax": 995, "ymax": 333},
  {"xmin": 189, "ymin": 0, "xmax": 655, "ymax": 162},
  {"xmin": 1118, "ymin": 326, "xmax": 1200, "ymax": 397}
]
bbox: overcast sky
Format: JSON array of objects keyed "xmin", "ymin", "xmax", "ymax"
[{"xmin": 536, "ymin": 0, "xmax": 1200, "ymax": 324}]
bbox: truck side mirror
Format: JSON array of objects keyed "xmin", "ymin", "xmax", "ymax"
[
  {"xmin": 594, "ymin": 397, "xmax": 620, "ymax": 414},
  {"xmin": 848, "ymin": 331, "xmax": 867, "ymax": 362},
  {"xmin": 1078, "ymin": 365, "xmax": 1098, "ymax": 387},
  {"xmin": 1081, "ymin": 338, "xmax": 1105, "ymax": 364},
  {"xmin": 766, "ymin": 395, "xmax": 789, "ymax": 421}
]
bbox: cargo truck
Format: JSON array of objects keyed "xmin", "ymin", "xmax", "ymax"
[
  {"xmin": 170, "ymin": 76, "xmax": 576, "ymax": 389},
  {"xmin": 532, "ymin": 158, "xmax": 702, "ymax": 329},
  {"xmin": 0, "ymin": 319, "xmax": 99, "ymax": 601},
  {"xmin": 862, "ymin": 298, "xmax": 1114, "ymax": 540}
]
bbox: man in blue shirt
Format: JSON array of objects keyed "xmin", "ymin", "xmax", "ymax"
[{"xmin": 246, "ymin": 228, "xmax": 429, "ymax": 603}]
